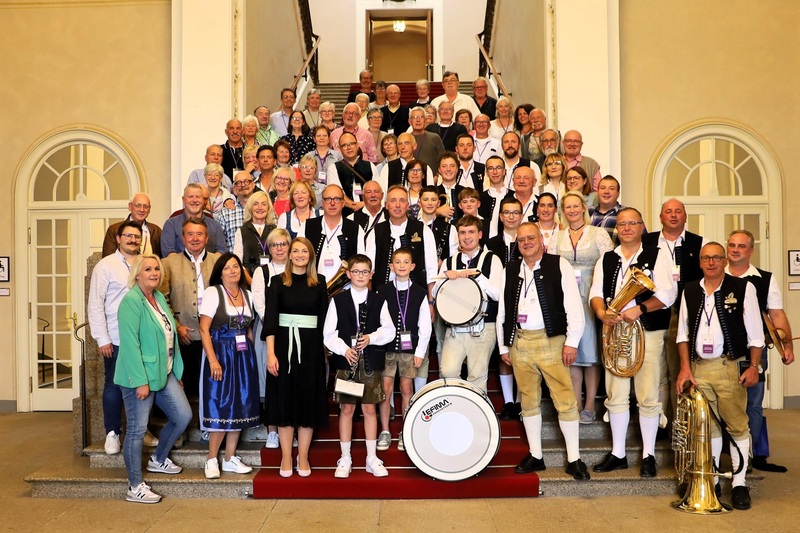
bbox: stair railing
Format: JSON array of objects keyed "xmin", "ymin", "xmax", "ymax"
[{"xmin": 475, "ymin": 34, "xmax": 510, "ymax": 98}]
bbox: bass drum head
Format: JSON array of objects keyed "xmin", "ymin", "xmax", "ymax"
[
  {"xmin": 435, "ymin": 277, "xmax": 486, "ymax": 326},
  {"xmin": 403, "ymin": 378, "xmax": 500, "ymax": 481}
]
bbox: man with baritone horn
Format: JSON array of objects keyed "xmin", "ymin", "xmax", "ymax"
[{"xmin": 589, "ymin": 208, "xmax": 676, "ymax": 477}]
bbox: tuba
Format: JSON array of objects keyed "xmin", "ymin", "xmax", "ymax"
[
  {"xmin": 326, "ymin": 265, "xmax": 350, "ymax": 299},
  {"xmin": 671, "ymin": 387, "xmax": 732, "ymax": 514},
  {"xmin": 601, "ymin": 266, "xmax": 655, "ymax": 378}
]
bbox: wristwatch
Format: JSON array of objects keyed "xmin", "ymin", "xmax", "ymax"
[
  {"xmin": 751, "ymin": 363, "xmax": 764, "ymax": 374},
  {"xmin": 638, "ymin": 303, "xmax": 647, "ymax": 315}
]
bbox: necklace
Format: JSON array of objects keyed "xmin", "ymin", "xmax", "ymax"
[{"xmin": 569, "ymin": 223, "xmax": 586, "ymax": 232}]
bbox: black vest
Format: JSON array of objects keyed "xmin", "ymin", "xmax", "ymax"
[
  {"xmin": 377, "ymin": 282, "xmax": 427, "ymax": 353},
  {"xmin": 683, "ymin": 275, "xmax": 750, "ymax": 360},
  {"xmin": 351, "ymin": 208, "xmax": 387, "ymax": 242},
  {"xmin": 601, "ymin": 247, "xmax": 671, "ymax": 331},
  {"xmin": 444, "ymin": 250, "xmax": 499, "ymax": 322},
  {"xmin": 330, "ymin": 290, "xmax": 388, "ymax": 371},
  {"xmin": 461, "ymin": 162, "xmax": 485, "ymax": 194},
  {"xmin": 429, "ymin": 217, "xmax": 453, "ymax": 261},
  {"xmin": 744, "ymin": 267, "xmax": 773, "ymax": 342},
  {"xmin": 240, "ymin": 222, "xmax": 277, "ymax": 275},
  {"xmin": 386, "ymin": 158, "xmax": 405, "ymax": 188},
  {"xmin": 502, "ymin": 255, "xmax": 567, "ymax": 346},
  {"xmin": 486, "ymin": 234, "xmax": 521, "ymax": 267},
  {"xmin": 304, "ymin": 217, "xmax": 360, "ymax": 267},
  {"xmin": 372, "ymin": 218, "xmax": 428, "ymax": 292},
  {"xmin": 478, "ymin": 189, "xmax": 505, "ymax": 237},
  {"xmin": 334, "ymin": 159, "xmax": 373, "ymax": 217},
  {"xmin": 642, "ymin": 230, "xmax": 703, "ymax": 306}
]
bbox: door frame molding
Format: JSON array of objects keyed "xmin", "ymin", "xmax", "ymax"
[
  {"xmin": 649, "ymin": 118, "xmax": 785, "ymax": 407},
  {"xmin": 13, "ymin": 125, "xmax": 143, "ymax": 411}
]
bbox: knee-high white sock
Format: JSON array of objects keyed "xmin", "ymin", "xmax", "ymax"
[
  {"xmin": 712, "ymin": 436, "xmax": 723, "ymax": 485},
  {"xmin": 414, "ymin": 377, "xmax": 427, "ymax": 392},
  {"xmin": 389, "ymin": 392, "xmax": 395, "ymax": 409},
  {"xmin": 340, "ymin": 440, "xmax": 352, "ymax": 459},
  {"xmin": 522, "ymin": 414, "xmax": 543, "ymax": 459},
  {"xmin": 365, "ymin": 439, "xmax": 377, "ymax": 459},
  {"xmin": 609, "ymin": 411, "xmax": 629, "ymax": 458},
  {"xmin": 500, "ymin": 374, "xmax": 515, "ymax": 404},
  {"xmin": 731, "ymin": 438, "xmax": 750, "ymax": 488},
  {"xmin": 559, "ymin": 419, "xmax": 581, "ymax": 463},
  {"xmin": 640, "ymin": 414, "xmax": 660, "ymax": 457}
]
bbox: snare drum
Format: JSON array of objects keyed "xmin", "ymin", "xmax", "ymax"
[
  {"xmin": 403, "ymin": 378, "xmax": 501, "ymax": 481},
  {"xmin": 435, "ymin": 277, "xmax": 488, "ymax": 327}
]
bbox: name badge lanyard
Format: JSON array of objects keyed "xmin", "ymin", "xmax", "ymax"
[
  {"xmin": 570, "ymin": 228, "xmax": 584, "ymax": 262},
  {"xmin": 395, "ymin": 281, "xmax": 411, "ymax": 331},
  {"xmin": 315, "ymin": 151, "xmax": 330, "ymax": 172},
  {"xmin": 222, "ymin": 286, "xmax": 246, "ymax": 329},
  {"xmin": 325, "ymin": 224, "xmax": 342, "ymax": 250},
  {"xmin": 701, "ymin": 293, "xmax": 716, "ymax": 354},
  {"xmin": 228, "ymin": 145, "xmax": 242, "ymax": 170}
]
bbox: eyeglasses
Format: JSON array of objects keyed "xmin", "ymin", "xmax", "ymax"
[
  {"xmin": 407, "ymin": 168, "xmax": 423, "ymax": 174},
  {"xmin": 617, "ymin": 221, "xmax": 644, "ymax": 228},
  {"xmin": 343, "ymin": 111, "xmax": 359, "ymax": 117},
  {"xmin": 299, "ymin": 165, "xmax": 316, "ymax": 171},
  {"xmin": 699, "ymin": 255, "xmax": 725, "ymax": 263},
  {"xmin": 321, "ymin": 110, "xmax": 334, "ymax": 114},
  {"xmin": 131, "ymin": 203, "xmax": 151, "ymax": 209},
  {"xmin": 546, "ymin": 161, "xmax": 563, "ymax": 166},
  {"xmin": 275, "ymin": 177, "xmax": 291, "ymax": 183},
  {"xmin": 234, "ymin": 179, "xmax": 253, "ymax": 187},
  {"xmin": 501, "ymin": 210, "xmax": 522, "ymax": 217},
  {"xmin": 474, "ymin": 120, "xmax": 490, "ymax": 125},
  {"xmin": 566, "ymin": 176, "xmax": 584, "ymax": 182},
  {"xmin": 486, "ymin": 165, "xmax": 505, "ymax": 171},
  {"xmin": 269, "ymin": 242, "xmax": 289, "ymax": 249},
  {"xmin": 541, "ymin": 138, "xmax": 558, "ymax": 145},
  {"xmin": 368, "ymin": 115, "xmax": 383, "ymax": 120},
  {"xmin": 564, "ymin": 139, "xmax": 582, "ymax": 144},
  {"xmin": 121, "ymin": 233, "xmax": 142, "ymax": 241},
  {"xmin": 349, "ymin": 269, "xmax": 371, "ymax": 276},
  {"xmin": 340, "ymin": 142, "xmax": 358, "ymax": 149},
  {"xmin": 291, "ymin": 116, "xmax": 303, "ymax": 121},
  {"xmin": 517, "ymin": 236, "xmax": 538, "ymax": 244},
  {"xmin": 322, "ymin": 197, "xmax": 344, "ymax": 204}
]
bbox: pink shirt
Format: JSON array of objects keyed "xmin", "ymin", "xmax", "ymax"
[{"xmin": 330, "ymin": 126, "xmax": 379, "ymax": 164}]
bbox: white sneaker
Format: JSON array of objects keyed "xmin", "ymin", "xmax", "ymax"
[
  {"xmin": 265, "ymin": 431, "xmax": 279, "ymax": 449},
  {"xmin": 292, "ymin": 436, "xmax": 298, "ymax": 448},
  {"xmin": 104, "ymin": 431, "xmax": 121, "ymax": 455},
  {"xmin": 334, "ymin": 456, "xmax": 352, "ymax": 479},
  {"xmin": 205, "ymin": 457, "xmax": 220, "ymax": 479},
  {"xmin": 126, "ymin": 482, "xmax": 161, "ymax": 504},
  {"xmin": 377, "ymin": 430, "xmax": 391, "ymax": 451},
  {"xmin": 221, "ymin": 455, "xmax": 253, "ymax": 474},
  {"xmin": 397, "ymin": 433, "xmax": 405, "ymax": 452},
  {"xmin": 147, "ymin": 456, "xmax": 182, "ymax": 475},
  {"xmin": 366, "ymin": 455, "xmax": 389, "ymax": 477}
]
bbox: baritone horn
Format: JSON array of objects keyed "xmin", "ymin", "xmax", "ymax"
[
  {"xmin": 601, "ymin": 266, "xmax": 656, "ymax": 378},
  {"xmin": 762, "ymin": 311, "xmax": 788, "ymax": 361},
  {"xmin": 671, "ymin": 387, "xmax": 732, "ymax": 514},
  {"xmin": 326, "ymin": 265, "xmax": 349, "ymax": 299}
]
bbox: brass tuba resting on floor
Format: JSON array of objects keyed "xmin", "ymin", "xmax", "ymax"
[
  {"xmin": 601, "ymin": 266, "xmax": 655, "ymax": 378},
  {"xmin": 671, "ymin": 387, "xmax": 732, "ymax": 514},
  {"xmin": 326, "ymin": 265, "xmax": 350, "ymax": 299}
]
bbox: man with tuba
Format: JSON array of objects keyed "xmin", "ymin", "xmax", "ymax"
[
  {"xmin": 589, "ymin": 207, "xmax": 676, "ymax": 477},
  {"xmin": 725, "ymin": 230, "xmax": 795, "ymax": 473},
  {"xmin": 676, "ymin": 242, "xmax": 765, "ymax": 510}
]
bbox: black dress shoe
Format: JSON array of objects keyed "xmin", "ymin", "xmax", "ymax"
[
  {"xmin": 565, "ymin": 459, "xmax": 591, "ymax": 480},
  {"xmin": 512, "ymin": 402, "xmax": 522, "ymax": 418},
  {"xmin": 499, "ymin": 402, "xmax": 516, "ymax": 421},
  {"xmin": 515, "ymin": 454, "xmax": 546, "ymax": 474},
  {"xmin": 640, "ymin": 454, "xmax": 657, "ymax": 478},
  {"xmin": 716, "ymin": 483, "xmax": 722, "ymax": 498},
  {"xmin": 731, "ymin": 485, "xmax": 751, "ymax": 510},
  {"xmin": 593, "ymin": 452, "xmax": 628, "ymax": 473},
  {"xmin": 752, "ymin": 455, "xmax": 788, "ymax": 473}
]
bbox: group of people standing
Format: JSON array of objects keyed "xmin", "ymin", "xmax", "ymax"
[{"xmin": 87, "ymin": 75, "xmax": 793, "ymax": 508}]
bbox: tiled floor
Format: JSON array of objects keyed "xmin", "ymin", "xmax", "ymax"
[{"xmin": 3, "ymin": 409, "xmax": 799, "ymax": 532}]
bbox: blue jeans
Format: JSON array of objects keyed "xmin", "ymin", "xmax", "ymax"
[
  {"xmin": 746, "ymin": 348, "xmax": 768, "ymax": 453},
  {"xmin": 103, "ymin": 345, "xmax": 123, "ymax": 435},
  {"xmin": 120, "ymin": 374, "xmax": 192, "ymax": 486}
]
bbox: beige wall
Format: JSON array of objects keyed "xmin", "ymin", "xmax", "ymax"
[
  {"xmin": 619, "ymin": 0, "xmax": 800, "ymax": 395},
  {"xmin": 1, "ymin": 1, "xmax": 172, "ymax": 406},
  {"xmin": 491, "ymin": 0, "xmax": 546, "ymax": 108},
  {"xmin": 244, "ymin": 0, "xmax": 305, "ymax": 115}
]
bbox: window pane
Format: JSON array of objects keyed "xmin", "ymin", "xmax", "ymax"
[
  {"xmin": 33, "ymin": 166, "xmax": 57, "ymax": 202},
  {"xmin": 716, "ymin": 163, "xmax": 738, "ymax": 196},
  {"xmin": 676, "ymin": 142, "xmax": 700, "ymax": 168},
  {"xmin": 740, "ymin": 158, "xmax": 763, "ymax": 196},
  {"xmin": 664, "ymin": 159, "xmax": 687, "ymax": 196},
  {"xmin": 55, "ymin": 219, "xmax": 70, "ymax": 246},
  {"xmin": 37, "ymin": 219, "xmax": 52, "ymax": 246},
  {"xmin": 105, "ymin": 161, "xmax": 129, "ymax": 200},
  {"xmin": 37, "ymin": 249, "xmax": 52, "ymax": 275},
  {"xmin": 37, "ymin": 278, "xmax": 53, "ymax": 304},
  {"xmin": 85, "ymin": 168, "xmax": 107, "ymax": 201}
]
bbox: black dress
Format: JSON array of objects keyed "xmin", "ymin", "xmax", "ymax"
[{"xmin": 262, "ymin": 273, "xmax": 329, "ymax": 428}]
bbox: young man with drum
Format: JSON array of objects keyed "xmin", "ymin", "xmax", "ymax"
[
  {"xmin": 323, "ymin": 255, "xmax": 396, "ymax": 478},
  {"xmin": 434, "ymin": 215, "xmax": 503, "ymax": 393},
  {"xmin": 496, "ymin": 222, "xmax": 590, "ymax": 480},
  {"xmin": 376, "ymin": 248, "xmax": 432, "ymax": 451}
]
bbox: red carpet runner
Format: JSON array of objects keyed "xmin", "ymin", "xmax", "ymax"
[{"xmin": 252, "ymin": 371, "xmax": 540, "ymax": 499}]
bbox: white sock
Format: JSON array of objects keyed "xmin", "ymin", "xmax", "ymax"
[
  {"xmin": 559, "ymin": 419, "xmax": 581, "ymax": 463},
  {"xmin": 515, "ymin": 390, "xmax": 522, "ymax": 403},
  {"xmin": 366, "ymin": 439, "xmax": 377, "ymax": 459},
  {"xmin": 389, "ymin": 392, "xmax": 395, "ymax": 409},
  {"xmin": 640, "ymin": 414, "xmax": 660, "ymax": 457},
  {"xmin": 340, "ymin": 440, "xmax": 352, "ymax": 459},
  {"xmin": 414, "ymin": 377, "xmax": 427, "ymax": 392},
  {"xmin": 500, "ymin": 374, "xmax": 515, "ymax": 404},
  {"xmin": 609, "ymin": 411, "xmax": 629, "ymax": 458},
  {"xmin": 731, "ymin": 438, "xmax": 750, "ymax": 488},
  {"xmin": 711, "ymin": 436, "xmax": 723, "ymax": 485},
  {"xmin": 522, "ymin": 414, "xmax": 543, "ymax": 459}
]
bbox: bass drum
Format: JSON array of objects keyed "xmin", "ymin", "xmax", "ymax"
[
  {"xmin": 403, "ymin": 378, "xmax": 500, "ymax": 481},
  {"xmin": 435, "ymin": 277, "xmax": 487, "ymax": 327}
]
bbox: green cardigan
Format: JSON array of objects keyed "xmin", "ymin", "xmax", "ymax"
[{"xmin": 114, "ymin": 285, "xmax": 184, "ymax": 390}]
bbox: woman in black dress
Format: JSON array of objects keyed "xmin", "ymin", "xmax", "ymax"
[{"xmin": 263, "ymin": 237, "xmax": 328, "ymax": 477}]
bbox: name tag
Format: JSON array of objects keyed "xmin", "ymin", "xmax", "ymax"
[
  {"xmin": 387, "ymin": 128, "xmax": 395, "ymax": 135},
  {"xmin": 324, "ymin": 258, "xmax": 335, "ymax": 268},
  {"xmin": 260, "ymin": 255, "xmax": 269, "ymax": 265},
  {"xmin": 575, "ymin": 270, "xmax": 582, "ymax": 287},
  {"xmin": 353, "ymin": 183, "xmax": 363, "ymax": 200},
  {"xmin": 400, "ymin": 330, "xmax": 413, "ymax": 351},
  {"xmin": 672, "ymin": 265, "xmax": 680, "ymax": 283},
  {"xmin": 318, "ymin": 170, "xmax": 327, "ymax": 184},
  {"xmin": 702, "ymin": 344, "xmax": 713, "ymax": 355},
  {"xmin": 517, "ymin": 314, "xmax": 528, "ymax": 324},
  {"xmin": 235, "ymin": 334, "xmax": 248, "ymax": 352}
]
